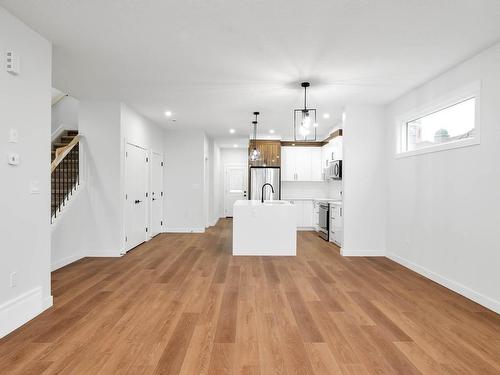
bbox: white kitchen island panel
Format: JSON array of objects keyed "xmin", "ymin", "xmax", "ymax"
[{"xmin": 233, "ymin": 200, "xmax": 297, "ymax": 256}]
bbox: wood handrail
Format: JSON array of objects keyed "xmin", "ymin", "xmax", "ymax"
[{"xmin": 51, "ymin": 134, "xmax": 80, "ymax": 172}]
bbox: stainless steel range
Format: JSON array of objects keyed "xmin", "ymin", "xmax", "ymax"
[{"xmin": 318, "ymin": 202, "xmax": 329, "ymax": 241}]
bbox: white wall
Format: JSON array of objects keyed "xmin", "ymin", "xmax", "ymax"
[
  {"xmin": 52, "ymin": 102, "xmax": 167, "ymax": 267},
  {"xmin": 385, "ymin": 42, "xmax": 500, "ymax": 313},
  {"xmin": 342, "ymin": 105, "xmax": 387, "ymax": 256},
  {"xmin": 120, "ymin": 103, "xmax": 164, "ymax": 152},
  {"xmin": 282, "ymin": 181, "xmax": 330, "ymax": 199},
  {"xmin": 51, "ymin": 95, "xmax": 79, "ymax": 134},
  {"xmin": 0, "ymin": 7, "xmax": 52, "ymax": 337},
  {"xmin": 164, "ymin": 130, "xmax": 206, "ymax": 232},
  {"xmin": 52, "ymin": 101, "xmax": 123, "ymax": 262}
]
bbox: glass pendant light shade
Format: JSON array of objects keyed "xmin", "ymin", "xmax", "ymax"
[
  {"xmin": 293, "ymin": 82, "xmax": 317, "ymax": 141},
  {"xmin": 249, "ymin": 113, "xmax": 261, "ymax": 161}
]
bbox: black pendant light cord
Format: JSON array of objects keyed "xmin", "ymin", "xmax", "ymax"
[
  {"xmin": 252, "ymin": 112, "xmax": 260, "ymax": 143},
  {"xmin": 304, "ymin": 85, "xmax": 307, "ymax": 110},
  {"xmin": 301, "ymin": 82, "xmax": 310, "ymax": 111}
]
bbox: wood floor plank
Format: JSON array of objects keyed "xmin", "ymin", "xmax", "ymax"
[
  {"xmin": 0, "ymin": 220, "xmax": 499, "ymax": 375},
  {"xmin": 154, "ymin": 313, "xmax": 199, "ymax": 375}
]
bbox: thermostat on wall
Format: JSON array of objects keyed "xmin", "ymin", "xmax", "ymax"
[
  {"xmin": 8, "ymin": 153, "xmax": 20, "ymax": 165},
  {"xmin": 6, "ymin": 51, "xmax": 20, "ymax": 75}
]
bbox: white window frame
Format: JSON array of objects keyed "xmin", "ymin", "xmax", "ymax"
[{"xmin": 395, "ymin": 81, "xmax": 481, "ymax": 158}]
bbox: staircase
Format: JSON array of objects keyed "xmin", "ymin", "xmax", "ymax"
[{"xmin": 51, "ymin": 130, "xmax": 80, "ymax": 223}]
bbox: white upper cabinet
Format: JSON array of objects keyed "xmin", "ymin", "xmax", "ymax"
[
  {"xmin": 281, "ymin": 147, "xmax": 322, "ymax": 181},
  {"xmin": 310, "ymin": 148, "xmax": 322, "ymax": 181},
  {"xmin": 281, "ymin": 147, "xmax": 296, "ymax": 181}
]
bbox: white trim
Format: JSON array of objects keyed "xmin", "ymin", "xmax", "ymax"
[
  {"xmin": 0, "ymin": 287, "xmax": 52, "ymax": 338},
  {"xmin": 396, "ymin": 137, "xmax": 480, "ymax": 158},
  {"xmin": 51, "ymin": 253, "xmax": 84, "ymax": 271},
  {"xmin": 395, "ymin": 81, "xmax": 481, "ymax": 158},
  {"xmin": 43, "ymin": 295, "xmax": 53, "ymax": 310},
  {"xmin": 209, "ymin": 217, "xmax": 219, "ymax": 227},
  {"xmin": 387, "ymin": 252, "xmax": 500, "ymax": 314},
  {"xmin": 341, "ymin": 249, "xmax": 386, "ymax": 257},
  {"xmin": 165, "ymin": 228, "xmax": 205, "ymax": 233},
  {"xmin": 149, "ymin": 149, "xmax": 165, "ymax": 238},
  {"xmin": 123, "ymin": 140, "xmax": 150, "ymax": 253},
  {"xmin": 86, "ymin": 250, "xmax": 123, "ymax": 257}
]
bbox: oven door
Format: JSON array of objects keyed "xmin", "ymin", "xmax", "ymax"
[{"xmin": 318, "ymin": 204, "xmax": 329, "ymax": 240}]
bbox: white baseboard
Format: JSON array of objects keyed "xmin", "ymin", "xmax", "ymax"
[
  {"xmin": 209, "ymin": 217, "xmax": 219, "ymax": 227},
  {"xmin": 87, "ymin": 250, "xmax": 123, "ymax": 257},
  {"xmin": 0, "ymin": 287, "xmax": 52, "ymax": 338},
  {"xmin": 387, "ymin": 252, "xmax": 500, "ymax": 314},
  {"xmin": 51, "ymin": 253, "xmax": 84, "ymax": 271},
  {"xmin": 297, "ymin": 227, "xmax": 316, "ymax": 231},
  {"xmin": 341, "ymin": 249, "xmax": 386, "ymax": 257},
  {"xmin": 165, "ymin": 228, "xmax": 206, "ymax": 233}
]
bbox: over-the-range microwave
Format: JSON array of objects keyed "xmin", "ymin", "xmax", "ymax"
[{"xmin": 325, "ymin": 160, "xmax": 342, "ymax": 180}]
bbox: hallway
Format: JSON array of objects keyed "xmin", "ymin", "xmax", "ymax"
[{"xmin": 0, "ymin": 219, "xmax": 499, "ymax": 374}]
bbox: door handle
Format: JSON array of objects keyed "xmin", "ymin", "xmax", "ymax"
[{"xmin": 134, "ymin": 200, "xmax": 142, "ymax": 204}]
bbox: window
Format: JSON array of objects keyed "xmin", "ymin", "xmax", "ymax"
[{"xmin": 398, "ymin": 83, "xmax": 480, "ymax": 156}]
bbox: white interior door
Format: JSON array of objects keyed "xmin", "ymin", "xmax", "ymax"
[
  {"xmin": 224, "ymin": 165, "xmax": 247, "ymax": 217},
  {"xmin": 125, "ymin": 143, "xmax": 148, "ymax": 251},
  {"xmin": 150, "ymin": 151, "xmax": 164, "ymax": 237}
]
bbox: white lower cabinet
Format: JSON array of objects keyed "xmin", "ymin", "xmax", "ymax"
[
  {"xmin": 329, "ymin": 203, "xmax": 343, "ymax": 246},
  {"xmin": 287, "ymin": 200, "xmax": 314, "ymax": 230}
]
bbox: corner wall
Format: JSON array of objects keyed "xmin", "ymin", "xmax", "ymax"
[
  {"xmin": 385, "ymin": 42, "xmax": 500, "ymax": 313},
  {"xmin": 164, "ymin": 129, "xmax": 206, "ymax": 232},
  {"xmin": 0, "ymin": 7, "xmax": 52, "ymax": 337},
  {"xmin": 342, "ymin": 105, "xmax": 387, "ymax": 256}
]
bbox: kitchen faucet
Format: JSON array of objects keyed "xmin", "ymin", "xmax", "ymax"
[{"xmin": 261, "ymin": 183, "xmax": 274, "ymax": 203}]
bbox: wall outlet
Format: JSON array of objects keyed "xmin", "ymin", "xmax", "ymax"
[
  {"xmin": 7, "ymin": 153, "xmax": 20, "ymax": 166},
  {"xmin": 10, "ymin": 272, "xmax": 17, "ymax": 287}
]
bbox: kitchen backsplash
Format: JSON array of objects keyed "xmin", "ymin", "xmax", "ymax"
[{"xmin": 282, "ymin": 180, "xmax": 342, "ymax": 200}]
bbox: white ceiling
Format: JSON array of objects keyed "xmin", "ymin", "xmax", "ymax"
[{"xmin": 3, "ymin": 0, "xmax": 500, "ymax": 140}]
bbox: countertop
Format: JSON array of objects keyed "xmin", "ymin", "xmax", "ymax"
[
  {"xmin": 282, "ymin": 197, "xmax": 342, "ymax": 203},
  {"xmin": 234, "ymin": 200, "xmax": 292, "ymax": 206}
]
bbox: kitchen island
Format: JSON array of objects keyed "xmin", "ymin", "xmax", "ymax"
[{"xmin": 232, "ymin": 200, "xmax": 297, "ymax": 256}]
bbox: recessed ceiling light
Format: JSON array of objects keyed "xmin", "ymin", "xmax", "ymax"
[
  {"xmin": 233, "ymin": 144, "xmax": 238, "ymax": 148},
  {"xmin": 323, "ymin": 113, "xmax": 330, "ymax": 119},
  {"xmin": 229, "ymin": 129, "xmax": 235, "ymax": 134},
  {"xmin": 165, "ymin": 111, "xmax": 172, "ymax": 117},
  {"xmin": 269, "ymin": 129, "xmax": 275, "ymax": 134}
]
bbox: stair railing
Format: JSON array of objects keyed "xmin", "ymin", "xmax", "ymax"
[{"xmin": 51, "ymin": 135, "xmax": 81, "ymax": 223}]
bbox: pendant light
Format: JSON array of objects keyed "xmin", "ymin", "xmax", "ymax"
[
  {"xmin": 249, "ymin": 111, "xmax": 261, "ymax": 161},
  {"xmin": 293, "ymin": 82, "xmax": 318, "ymax": 141}
]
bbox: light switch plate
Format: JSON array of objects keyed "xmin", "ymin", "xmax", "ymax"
[
  {"xmin": 9, "ymin": 128, "xmax": 18, "ymax": 143},
  {"xmin": 6, "ymin": 51, "xmax": 20, "ymax": 75},
  {"xmin": 7, "ymin": 153, "xmax": 20, "ymax": 165},
  {"xmin": 30, "ymin": 180, "xmax": 40, "ymax": 194}
]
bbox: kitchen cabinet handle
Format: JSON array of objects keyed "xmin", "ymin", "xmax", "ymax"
[{"xmin": 134, "ymin": 200, "xmax": 142, "ymax": 204}]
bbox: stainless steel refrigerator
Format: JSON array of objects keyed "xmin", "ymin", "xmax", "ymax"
[{"xmin": 249, "ymin": 167, "xmax": 281, "ymax": 201}]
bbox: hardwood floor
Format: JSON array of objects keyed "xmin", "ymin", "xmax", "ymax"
[{"xmin": 1, "ymin": 219, "xmax": 499, "ymax": 374}]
